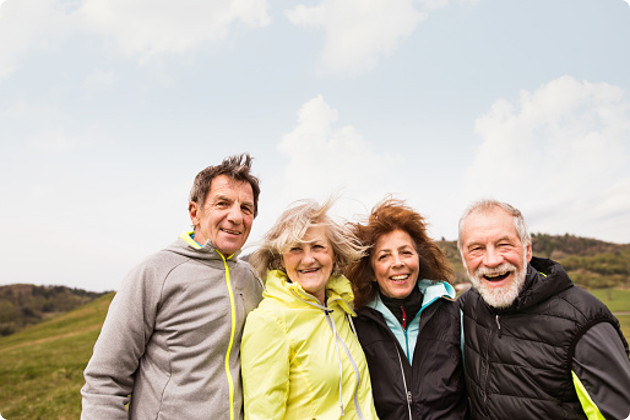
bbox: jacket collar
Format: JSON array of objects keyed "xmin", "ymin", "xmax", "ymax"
[
  {"xmin": 163, "ymin": 231, "xmax": 243, "ymax": 263},
  {"xmin": 486, "ymin": 256, "xmax": 573, "ymax": 314},
  {"xmin": 263, "ymin": 270, "xmax": 356, "ymax": 316},
  {"xmin": 367, "ymin": 279, "xmax": 455, "ymax": 314}
]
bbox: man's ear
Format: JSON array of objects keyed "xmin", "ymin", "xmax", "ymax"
[
  {"xmin": 526, "ymin": 242, "xmax": 533, "ymax": 263},
  {"xmin": 188, "ymin": 201, "xmax": 200, "ymax": 226}
]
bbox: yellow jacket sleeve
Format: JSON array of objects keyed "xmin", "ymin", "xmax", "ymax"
[{"xmin": 241, "ymin": 309, "xmax": 291, "ymax": 420}]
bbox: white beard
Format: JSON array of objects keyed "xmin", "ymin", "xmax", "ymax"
[{"xmin": 469, "ymin": 261, "xmax": 528, "ymax": 309}]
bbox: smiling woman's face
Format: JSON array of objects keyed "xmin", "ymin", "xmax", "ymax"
[
  {"xmin": 370, "ymin": 229, "xmax": 420, "ymax": 299},
  {"xmin": 282, "ymin": 225, "xmax": 334, "ymax": 304}
]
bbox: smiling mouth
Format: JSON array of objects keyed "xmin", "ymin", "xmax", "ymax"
[
  {"xmin": 299, "ymin": 267, "xmax": 320, "ymax": 274},
  {"xmin": 220, "ymin": 228, "xmax": 241, "ymax": 235},
  {"xmin": 390, "ymin": 274, "xmax": 409, "ymax": 281},
  {"xmin": 483, "ymin": 272, "xmax": 511, "ymax": 282}
]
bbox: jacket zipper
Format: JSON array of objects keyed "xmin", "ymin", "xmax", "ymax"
[
  {"xmin": 482, "ymin": 314, "xmax": 501, "ymax": 413},
  {"xmin": 394, "ymin": 344, "xmax": 413, "ymax": 420},
  {"xmin": 217, "ymin": 252, "xmax": 237, "ymax": 420},
  {"xmin": 495, "ymin": 314, "xmax": 502, "ymax": 338}
]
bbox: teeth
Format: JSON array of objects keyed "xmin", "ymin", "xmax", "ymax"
[
  {"xmin": 391, "ymin": 275, "xmax": 408, "ymax": 281},
  {"xmin": 221, "ymin": 229, "xmax": 240, "ymax": 235},
  {"xmin": 300, "ymin": 268, "xmax": 319, "ymax": 273},
  {"xmin": 485, "ymin": 272, "xmax": 508, "ymax": 279}
]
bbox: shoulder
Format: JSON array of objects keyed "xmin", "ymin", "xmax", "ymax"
[
  {"xmin": 433, "ymin": 296, "xmax": 462, "ymax": 320},
  {"xmin": 457, "ymin": 288, "xmax": 479, "ymax": 309},
  {"xmin": 353, "ymin": 307, "xmax": 387, "ymax": 336},
  {"xmin": 232, "ymin": 259, "xmax": 262, "ymax": 284},
  {"xmin": 245, "ymin": 300, "xmax": 287, "ymax": 334},
  {"xmin": 556, "ymin": 285, "xmax": 613, "ymax": 321}
]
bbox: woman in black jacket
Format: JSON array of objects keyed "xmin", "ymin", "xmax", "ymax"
[{"xmin": 346, "ymin": 199, "xmax": 467, "ymax": 420}]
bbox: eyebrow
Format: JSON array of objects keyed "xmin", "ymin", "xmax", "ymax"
[
  {"xmin": 375, "ymin": 244, "xmax": 414, "ymax": 253},
  {"xmin": 211, "ymin": 195, "xmax": 233, "ymax": 203}
]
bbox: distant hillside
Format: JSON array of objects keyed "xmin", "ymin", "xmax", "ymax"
[
  {"xmin": 0, "ymin": 284, "xmax": 110, "ymax": 336},
  {"xmin": 0, "ymin": 292, "xmax": 115, "ymax": 419},
  {"xmin": 437, "ymin": 233, "xmax": 630, "ymax": 289}
]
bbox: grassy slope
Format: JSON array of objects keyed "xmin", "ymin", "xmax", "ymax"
[
  {"xmin": 588, "ymin": 288, "xmax": 630, "ymax": 340},
  {"xmin": 0, "ymin": 292, "xmax": 114, "ymax": 420},
  {"xmin": 0, "ymin": 289, "xmax": 627, "ymax": 419}
]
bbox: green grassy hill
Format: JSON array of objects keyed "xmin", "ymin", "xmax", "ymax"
[
  {"xmin": 0, "ymin": 287, "xmax": 629, "ymax": 419},
  {"xmin": 0, "ymin": 292, "xmax": 114, "ymax": 420}
]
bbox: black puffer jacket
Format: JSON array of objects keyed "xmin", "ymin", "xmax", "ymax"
[
  {"xmin": 459, "ymin": 257, "xmax": 628, "ymax": 419},
  {"xmin": 354, "ymin": 282, "xmax": 467, "ymax": 420}
]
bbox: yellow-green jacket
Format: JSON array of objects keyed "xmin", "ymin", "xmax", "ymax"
[{"xmin": 241, "ymin": 270, "xmax": 379, "ymax": 420}]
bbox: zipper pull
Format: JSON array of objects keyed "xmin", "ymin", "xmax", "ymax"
[
  {"xmin": 401, "ymin": 306, "xmax": 407, "ymax": 330},
  {"xmin": 495, "ymin": 314, "xmax": 502, "ymax": 338},
  {"xmin": 407, "ymin": 391, "xmax": 413, "ymax": 403}
]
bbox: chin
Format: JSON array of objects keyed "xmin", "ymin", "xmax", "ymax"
[{"xmin": 471, "ymin": 267, "xmax": 527, "ymax": 309}]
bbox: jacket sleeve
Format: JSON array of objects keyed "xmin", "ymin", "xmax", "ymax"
[
  {"xmin": 241, "ymin": 308, "xmax": 291, "ymax": 420},
  {"xmin": 571, "ymin": 322, "xmax": 630, "ymax": 420},
  {"xmin": 80, "ymin": 263, "xmax": 161, "ymax": 420}
]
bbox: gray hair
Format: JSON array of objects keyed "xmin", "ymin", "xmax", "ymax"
[
  {"xmin": 457, "ymin": 199, "xmax": 531, "ymax": 253},
  {"xmin": 249, "ymin": 198, "xmax": 367, "ymax": 280},
  {"xmin": 189, "ymin": 153, "xmax": 261, "ymax": 217}
]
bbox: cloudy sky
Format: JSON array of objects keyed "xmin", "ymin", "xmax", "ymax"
[{"xmin": 1, "ymin": 0, "xmax": 629, "ymax": 292}]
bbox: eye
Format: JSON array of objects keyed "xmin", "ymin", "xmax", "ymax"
[{"xmin": 241, "ymin": 205, "xmax": 254, "ymax": 215}]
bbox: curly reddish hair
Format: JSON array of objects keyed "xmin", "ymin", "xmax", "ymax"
[{"xmin": 346, "ymin": 198, "xmax": 453, "ymax": 308}]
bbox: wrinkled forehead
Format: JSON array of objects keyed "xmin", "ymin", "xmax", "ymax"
[
  {"xmin": 462, "ymin": 207, "xmax": 519, "ymax": 240},
  {"xmin": 206, "ymin": 175, "xmax": 254, "ymax": 202}
]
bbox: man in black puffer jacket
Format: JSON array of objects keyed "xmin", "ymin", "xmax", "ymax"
[{"xmin": 457, "ymin": 199, "xmax": 630, "ymax": 420}]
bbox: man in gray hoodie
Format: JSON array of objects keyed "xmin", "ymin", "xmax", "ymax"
[{"xmin": 81, "ymin": 153, "xmax": 264, "ymax": 420}]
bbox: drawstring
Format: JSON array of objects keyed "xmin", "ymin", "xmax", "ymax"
[
  {"xmin": 290, "ymin": 289, "xmax": 365, "ymax": 419},
  {"xmin": 324, "ymin": 312, "xmax": 346, "ymax": 416}
]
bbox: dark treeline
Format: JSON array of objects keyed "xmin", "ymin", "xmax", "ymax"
[
  {"xmin": 438, "ymin": 233, "xmax": 630, "ymax": 289},
  {"xmin": 0, "ymin": 284, "xmax": 110, "ymax": 336}
]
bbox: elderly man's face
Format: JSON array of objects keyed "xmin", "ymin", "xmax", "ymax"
[
  {"xmin": 189, "ymin": 174, "xmax": 255, "ymax": 256},
  {"xmin": 460, "ymin": 207, "xmax": 532, "ymax": 308}
]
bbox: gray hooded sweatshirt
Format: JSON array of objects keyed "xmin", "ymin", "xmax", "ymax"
[{"xmin": 81, "ymin": 232, "xmax": 263, "ymax": 419}]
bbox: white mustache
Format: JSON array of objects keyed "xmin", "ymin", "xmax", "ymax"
[{"xmin": 475, "ymin": 262, "xmax": 517, "ymax": 278}]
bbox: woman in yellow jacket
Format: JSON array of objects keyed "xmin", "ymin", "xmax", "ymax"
[{"xmin": 241, "ymin": 199, "xmax": 379, "ymax": 420}]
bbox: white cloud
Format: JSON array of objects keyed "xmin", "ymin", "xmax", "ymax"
[
  {"xmin": 285, "ymin": 0, "xmax": 427, "ymax": 76},
  {"xmin": 466, "ymin": 75, "xmax": 630, "ymax": 242},
  {"xmin": 0, "ymin": 0, "xmax": 271, "ymax": 80},
  {"xmin": 77, "ymin": 0, "xmax": 271, "ymax": 61},
  {"xmin": 82, "ymin": 69, "xmax": 114, "ymax": 92},
  {"xmin": 276, "ymin": 94, "xmax": 405, "ymax": 218},
  {"xmin": 0, "ymin": 0, "xmax": 71, "ymax": 79}
]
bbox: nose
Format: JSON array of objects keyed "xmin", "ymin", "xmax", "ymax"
[
  {"xmin": 483, "ymin": 246, "xmax": 502, "ymax": 267},
  {"xmin": 392, "ymin": 252, "xmax": 404, "ymax": 267},
  {"xmin": 302, "ymin": 248, "xmax": 315, "ymax": 264},
  {"xmin": 226, "ymin": 204, "xmax": 243, "ymax": 225}
]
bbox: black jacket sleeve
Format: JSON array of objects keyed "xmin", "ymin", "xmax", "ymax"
[{"xmin": 571, "ymin": 322, "xmax": 630, "ymax": 419}]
